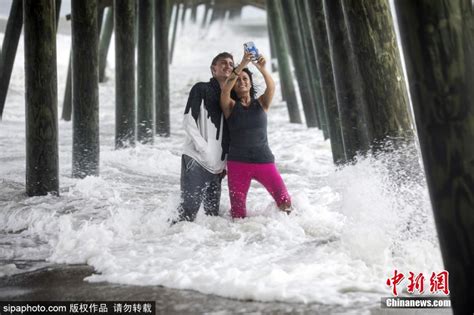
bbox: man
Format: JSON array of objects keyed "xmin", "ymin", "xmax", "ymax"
[{"xmin": 175, "ymin": 52, "xmax": 234, "ymax": 222}]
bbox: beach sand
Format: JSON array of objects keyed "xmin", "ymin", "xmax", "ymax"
[{"xmin": 0, "ymin": 265, "xmax": 357, "ymax": 314}]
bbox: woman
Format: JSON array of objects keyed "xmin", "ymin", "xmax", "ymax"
[{"xmin": 220, "ymin": 51, "xmax": 292, "ymax": 219}]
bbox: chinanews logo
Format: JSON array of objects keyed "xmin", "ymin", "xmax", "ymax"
[{"xmin": 382, "ymin": 270, "xmax": 451, "ymax": 309}]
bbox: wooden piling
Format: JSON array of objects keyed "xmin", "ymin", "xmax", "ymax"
[
  {"xmin": 306, "ymin": 0, "xmax": 346, "ymax": 164},
  {"xmin": 395, "ymin": 1, "xmax": 474, "ymax": 313},
  {"xmin": 99, "ymin": 7, "xmax": 114, "ymax": 83},
  {"xmin": 228, "ymin": 7, "xmax": 242, "ymax": 20},
  {"xmin": 97, "ymin": 5, "xmax": 105, "ymax": 33},
  {"xmin": 323, "ymin": 0, "xmax": 370, "ymax": 160},
  {"xmin": 62, "ymin": 1, "xmax": 102, "ymax": 124},
  {"xmin": 114, "ymin": 0, "xmax": 136, "ymax": 148},
  {"xmin": 55, "ymin": 0, "xmax": 61, "ymax": 25},
  {"xmin": 342, "ymin": 0, "xmax": 413, "ymax": 151},
  {"xmin": 61, "ymin": 53, "xmax": 72, "ymax": 121},
  {"xmin": 169, "ymin": 2, "xmax": 180, "ymax": 65},
  {"xmin": 180, "ymin": 1, "xmax": 187, "ymax": 27},
  {"xmin": 297, "ymin": 0, "xmax": 329, "ymax": 139},
  {"xmin": 201, "ymin": 1, "xmax": 211, "ymax": 29},
  {"xmin": 279, "ymin": 0, "xmax": 319, "ymax": 128},
  {"xmin": 266, "ymin": 0, "xmax": 302, "ymax": 124},
  {"xmin": 0, "ymin": 0, "xmax": 23, "ymax": 119},
  {"xmin": 209, "ymin": 3, "xmax": 226, "ymax": 25},
  {"xmin": 24, "ymin": 0, "xmax": 59, "ymax": 196},
  {"xmin": 71, "ymin": 0, "xmax": 100, "ymax": 178},
  {"xmin": 265, "ymin": 7, "xmax": 282, "ymax": 96},
  {"xmin": 137, "ymin": 0, "xmax": 154, "ymax": 144},
  {"xmin": 155, "ymin": 0, "xmax": 170, "ymax": 136},
  {"xmin": 190, "ymin": 1, "xmax": 197, "ymax": 23},
  {"xmin": 266, "ymin": 20, "xmax": 278, "ymax": 73}
]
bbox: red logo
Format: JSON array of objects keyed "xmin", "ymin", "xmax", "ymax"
[
  {"xmin": 430, "ymin": 271, "xmax": 449, "ymax": 295},
  {"xmin": 407, "ymin": 272, "xmax": 425, "ymax": 294},
  {"xmin": 386, "ymin": 269, "xmax": 404, "ymax": 296},
  {"xmin": 386, "ymin": 270, "xmax": 449, "ymax": 296}
]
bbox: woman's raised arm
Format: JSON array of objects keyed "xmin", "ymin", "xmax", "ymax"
[
  {"xmin": 255, "ymin": 55, "xmax": 275, "ymax": 111},
  {"xmin": 220, "ymin": 78, "xmax": 235, "ymax": 119},
  {"xmin": 220, "ymin": 52, "xmax": 252, "ymax": 119}
]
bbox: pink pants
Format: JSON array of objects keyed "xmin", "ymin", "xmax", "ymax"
[{"xmin": 227, "ymin": 161, "xmax": 291, "ymax": 218}]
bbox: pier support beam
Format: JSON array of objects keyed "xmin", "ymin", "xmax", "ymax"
[
  {"xmin": 155, "ymin": 0, "xmax": 170, "ymax": 136},
  {"xmin": 24, "ymin": 0, "xmax": 59, "ymax": 196},
  {"xmin": 114, "ymin": 0, "xmax": 136, "ymax": 148},
  {"xmin": 395, "ymin": 1, "xmax": 474, "ymax": 313},
  {"xmin": 0, "ymin": 0, "xmax": 23, "ymax": 119},
  {"xmin": 71, "ymin": 0, "xmax": 100, "ymax": 178},
  {"xmin": 137, "ymin": 0, "xmax": 154, "ymax": 144}
]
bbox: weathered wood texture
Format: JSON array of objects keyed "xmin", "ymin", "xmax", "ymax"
[
  {"xmin": 114, "ymin": 0, "xmax": 136, "ymax": 148},
  {"xmin": 297, "ymin": 0, "xmax": 329, "ymax": 138},
  {"xmin": 266, "ymin": 0, "xmax": 302, "ymax": 124},
  {"xmin": 395, "ymin": 1, "xmax": 474, "ymax": 313},
  {"xmin": 137, "ymin": 0, "xmax": 154, "ymax": 144},
  {"xmin": 169, "ymin": 2, "xmax": 180, "ymax": 65},
  {"xmin": 280, "ymin": 0, "xmax": 319, "ymax": 128},
  {"xmin": 305, "ymin": 0, "xmax": 345, "ymax": 164},
  {"xmin": 24, "ymin": 0, "xmax": 59, "ymax": 196},
  {"xmin": 267, "ymin": 19, "xmax": 277, "ymax": 73},
  {"xmin": 155, "ymin": 0, "xmax": 171, "ymax": 136},
  {"xmin": 0, "ymin": 0, "xmax": 23, "ymax": 119},
  {"xmin": 61, "ymin": 53, "xmax": 72, "ymax": 121},
  {"xmin": 323, "ymin": 0, "xmax": 370, "ymax": 160},
  {"xmin": 99, "ymin": 7, "xmax": 114, "ymax": 82},
  {"xmin": 342, "ymin": 0, "xmax": 413, "ymax": 151},
  {"xmin": 71, "ymin": 0, "xmax": 100, "ymax": 178}
]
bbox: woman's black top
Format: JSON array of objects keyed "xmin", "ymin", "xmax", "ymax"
[{"xmin": 226, "ymin": 99, "xmax": 275, "ymax": 163}]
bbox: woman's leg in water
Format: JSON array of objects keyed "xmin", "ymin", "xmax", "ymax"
[
  {"xmin": 254, "ymin": 163, "xmax": 292, "ymax": 212},
  {"xmin": 227, "ymin": 161, "xmax": 252, "ymax": 218}
]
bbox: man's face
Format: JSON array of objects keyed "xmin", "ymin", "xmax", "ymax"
[{"xmin": 211, "ymin": 57, "xmax": 234, "ymax": 80}]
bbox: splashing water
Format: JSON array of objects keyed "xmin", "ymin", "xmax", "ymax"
[{"xmin": 0, "ymin": 11, "xmax": 442, "ymax": 310}]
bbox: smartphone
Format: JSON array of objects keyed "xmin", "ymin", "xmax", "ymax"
[{"xmin": 244, "ymin": 41, "xmax": 260, "ymax": 61}]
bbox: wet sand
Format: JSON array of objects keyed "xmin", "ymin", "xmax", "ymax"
[
  {"xmin": 0, "ymin": 265, "xmax": 362, "ymax": 314},
  {"xmin": 0, "ymin": 10, "xmax": 453, "ymax": 315},
  {"xmin": 0, "ymin": 265, "xmax": 453, "ymax": 314}
]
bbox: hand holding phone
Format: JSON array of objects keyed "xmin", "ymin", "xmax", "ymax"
[{"xmin": 244, "ymin": 42, "xmax": 260, "ymax": 61}]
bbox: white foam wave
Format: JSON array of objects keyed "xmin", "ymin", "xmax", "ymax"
[{"xmin": 0, "ymin": 11, "xmax": 442, "ymax": 309}]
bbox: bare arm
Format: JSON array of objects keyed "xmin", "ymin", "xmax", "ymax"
[
  {"xmin": 255, "ymin": 55, "xmax": 275, "ymax": 111},
  {"xmin": 220, "ymin": 52, "xmax": 252, "ymax": 119},
  {"xmin": 220, "ymin": 78, "xmax": 236, "ymax": 119}
]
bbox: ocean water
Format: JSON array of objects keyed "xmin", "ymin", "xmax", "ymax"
[{"xmin": 0, "ymin": 5, "xmax": 443, "ymax": 313}]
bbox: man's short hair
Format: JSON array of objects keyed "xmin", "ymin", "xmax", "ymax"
[{"xmin": 211, "ymin": 52, "xmax": 234, "ymax": 66}]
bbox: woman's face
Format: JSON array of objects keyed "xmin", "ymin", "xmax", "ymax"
[{"xmin": 233, "ymin": 71, "xmax": 251, "ymax": 96}]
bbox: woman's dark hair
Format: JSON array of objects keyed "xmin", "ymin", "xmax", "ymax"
[{"xmin": 231, "ymin": 68, "xmax": 257, "ymax": 101}]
